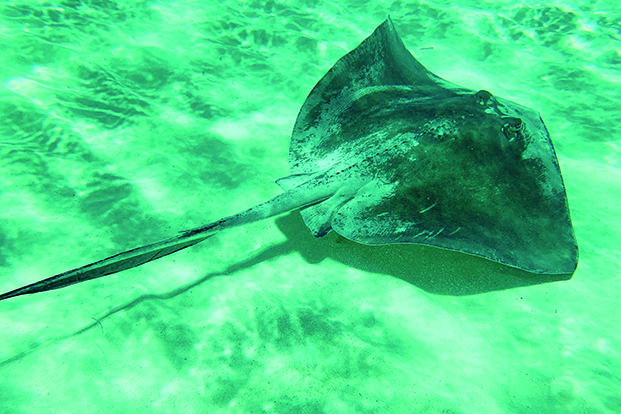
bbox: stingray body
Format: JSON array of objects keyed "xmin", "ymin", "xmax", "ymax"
[{"xmin": 0, "ymin": 18, "xmax": 577, "ymax": 301}]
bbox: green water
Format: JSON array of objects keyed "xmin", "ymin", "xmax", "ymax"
[{"xmin": 0, "ymin": 1, "xmax": 619, "ymax": 413}]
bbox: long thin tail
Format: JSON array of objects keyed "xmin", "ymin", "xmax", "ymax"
[
  {"xmin": 0, "ymin": 183, "xmax": 334, "ymax": 301},
  {"xmin": 0, "ymin": 231, "xmax": 215, "ymax": 301}
]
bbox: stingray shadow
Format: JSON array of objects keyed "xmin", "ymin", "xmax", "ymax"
[
  {"xmin": 0, "ymin": 209, "xmax": 572, "ymax": 367},
  {"xmin": 273, "ymin": 212, "xmax": 572, "ymax": 296}
]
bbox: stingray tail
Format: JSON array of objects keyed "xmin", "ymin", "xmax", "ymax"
[
  {"xmin": 0, "ymin": 182, "xmax": 334, "ymax": 301},
  {"xmin": 0, "ymin": 231, "xmax": 215, "ymax": 301}
]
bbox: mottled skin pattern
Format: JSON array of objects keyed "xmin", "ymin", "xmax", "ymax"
[
  {"xmin": 291, "ymin": 18, "xmax": 577, "ymax": 274},
  {"xmin": 0, "ymin": 17, "xmax": 577, "ymax": 302}
]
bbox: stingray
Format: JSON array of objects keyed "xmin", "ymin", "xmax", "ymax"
[{"xmin": 0, "ymin": 17, "xmax": 578, "ymax": 301}]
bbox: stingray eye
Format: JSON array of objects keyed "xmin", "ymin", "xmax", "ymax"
[
  {"xmin": 502, "ymin": 117, "xmax": 523, "ymax": 141},
  {"xmin": 475, "ymin": 90, "xmax": 494, "ymax": 106}
]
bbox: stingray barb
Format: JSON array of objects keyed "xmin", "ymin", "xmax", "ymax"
[{"xmin": 0, "ymin": 17, "xmax": 577, "ymax": 302}]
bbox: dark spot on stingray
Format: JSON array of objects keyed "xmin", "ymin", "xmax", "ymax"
[{"xmin": 475, "ymin": 89, "xmax": 495, "ymax": 106}]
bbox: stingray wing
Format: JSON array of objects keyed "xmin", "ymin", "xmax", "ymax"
[{"xmin": 290, "ymin": 17, "xmax": 578, "ymax": 274}]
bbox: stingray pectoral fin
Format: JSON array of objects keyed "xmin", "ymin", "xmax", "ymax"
[{"xmin": 0, "ymin": 232, "xmax": 214, "ymax": 301}]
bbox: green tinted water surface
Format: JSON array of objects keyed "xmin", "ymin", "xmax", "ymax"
[{"xmin": 0, "ymin": 1, "xmax": 619, "ymax": 413}]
